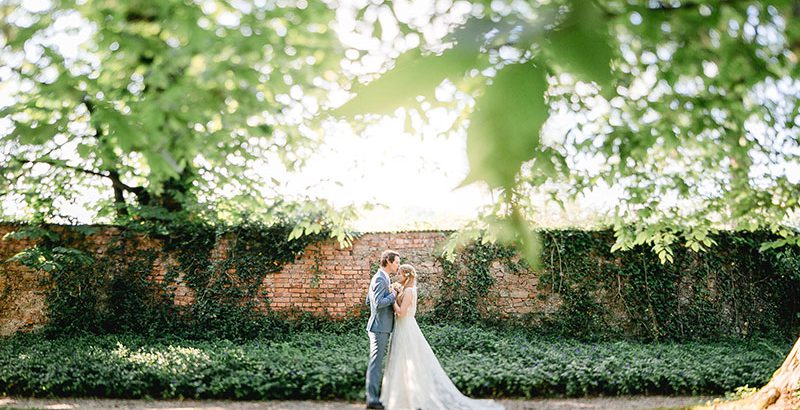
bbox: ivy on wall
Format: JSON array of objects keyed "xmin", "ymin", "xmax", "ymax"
[
  {"xmin": 8, "ymin": 219, "xmax": 325, "ymax": 338},
  {"xmin": 432, "ymin": 241, "xmax": 524, "ymax": 323},
  {"xmin": 562, "ymin": 230, "xmax": 800, "ymax": 341},
  {"xmin": 6, "ymin": 224, "xmax": 800, "ymax": 341},
  {"xmin": 170, "ymin": 220, "xmax": 325, "ymax": 338},
  {"xmin": 434, "ymin": 230, "xmax": 800, "ymax": 341}
]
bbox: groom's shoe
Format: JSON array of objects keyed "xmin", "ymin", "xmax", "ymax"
[{"xmin": 366, "ymin": 402, "xmax": 385, "ymax": 409}]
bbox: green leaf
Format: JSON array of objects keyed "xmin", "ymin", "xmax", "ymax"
[
  {"xmin": 331, "ymin": 17, "xmax": 496, "ymax": 118},
  {"xmin": 288, "ymin": 226, "xmax": 304, "ymax": 241},
  {"xmin": 464, "ymin": 62, "xmax": 548, "ymax": 189},
  {"xmin": 141, "ymin": 149, "xmax": 179, "ymax": 186},
  {"xmin": 511, "ymin": 209, "xmax": 541, "ymax": 269},
  {"xmin": 332, "ymin": 44, "xmax": 478, "ymax": 117},
  {"xmin": 14, "ymin": 122, "xmax": 61, "ymax": 145},
  {"xmin": 76, "ymin": 143, "xmax": 94, "ymax": 159},
  {"xmin": 92, "ymin": 103, "xmax": 144, "ymax": 151},
  {"xmin": 544, "ymin": 1, "xmax": 613, "ymax": 92},
  {"xmin": 634, "ymin": 231, "xmax": 650, "ymax": 245}
]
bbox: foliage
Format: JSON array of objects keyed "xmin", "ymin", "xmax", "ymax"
[
  {"xmin": 0, "ymin": 326, "xmax": 789, "ymax": 400},
  {"xmin": 170, "ymin": 219, "xmax": 327, "ymax": 339},
  {"xmin": 9, "ymin": 240, "xmax": 101, "ymax": 335},
  {"xmin": 9, "ymin": 223, "xmax": 181, "ymax": 336},
  {"xmin": 7, "ymin": 223, "xmax": 800, "ymax": 341},
  {"xmin": 333, "ymin": 0, "xmax": 800, "ymax": 261},
  {"xmin": 723, "ymin": 385, "xmax": 759, "ymax": 401},
  {"xmin": 432, "ymin": 241, "xmax": 523, "ymax": 323},
  {"xmin": 7, "ymin": 219, "xmax": 327, "ymax": 338},
  {"xmin": 0, "ymin": 0, "xmax": 348, "ymax": 223},
  {"xmin": 434, "ymin": 229, "xmax": 800, "ymax": 341}
]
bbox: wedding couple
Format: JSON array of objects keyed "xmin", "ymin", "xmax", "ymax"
[{"xmin": 365, "ymin": 250, "xmax": 504, "ymax": 410}]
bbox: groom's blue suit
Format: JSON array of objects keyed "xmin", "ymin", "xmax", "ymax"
[{"xmin": 365, "ymin": 268, "xmax": 396, "ymax": 406}]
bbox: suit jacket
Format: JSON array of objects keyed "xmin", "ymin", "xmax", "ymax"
[{"xmin": 365, "ymin": 268, "xmax": 396, "ymax": 333}]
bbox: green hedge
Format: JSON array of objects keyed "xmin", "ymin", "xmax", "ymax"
[{"xmin": 0, "ymin": 325, "xmax": 789, "ymax": 400}]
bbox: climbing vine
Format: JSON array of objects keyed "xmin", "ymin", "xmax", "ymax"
[
  {"xmin": 7, "ymin": 224, "xmax": 173, "ymax": 336},
  {"xmin": 432, "ymin": 241, "xmax": 524, "ymax": 323},
  {"xmin": 170, "ymin": 219, "xmax": 325, "ymax": 338},
  {"xmin": 8, "ymin": 217, "xmax": 326, "ymax": 338},
  {"xmin": 10, "ymin": 238, "xmax": 97, "ymax": 335},
  {"xmin": 430, "ymin": 230, "xmax": 800, "ymax": 341},
  {"xmin": 6, "ymin": 222, "xmax": 800, "ymax": 341},
  {"xmin": 533, "ymin": 230, "xmax": 800, "ymax": 341}
]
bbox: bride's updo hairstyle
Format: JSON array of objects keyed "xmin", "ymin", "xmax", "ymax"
[{"xmin": 398, "ymin": 264, "xmax": 417, "ymax": 279}]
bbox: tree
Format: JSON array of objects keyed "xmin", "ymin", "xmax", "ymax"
[
  {"xmin": 335, "ymin": 0, "xmax": 799, "ymax": 258},
  {"xmin": 333, "ymin": 0, "xmax": 800, "ymax": 407},
  {"xmin": 1, "ymin": 0, "xmax": 347, "ymax": 225}
]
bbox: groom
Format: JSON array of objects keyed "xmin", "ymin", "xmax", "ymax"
[{"xmin": 364, "ymin": 249, "xmax": 400, "ymax": 410}]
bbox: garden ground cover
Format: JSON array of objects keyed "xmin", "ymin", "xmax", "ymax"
[{"xmin": 0, "ymin": 324, "xmax": 789, "ymax": 401}]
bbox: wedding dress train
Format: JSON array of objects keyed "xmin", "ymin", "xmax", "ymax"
[{"xmin": 380, "ymin": 287, "xmax": 504, "ymax": 410}]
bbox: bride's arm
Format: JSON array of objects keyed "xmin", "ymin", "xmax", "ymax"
[{"xmin": 394, "ymin": 289, "xmax": 413, "ymax": 317}]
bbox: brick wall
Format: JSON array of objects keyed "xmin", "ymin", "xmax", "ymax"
[
  {"xmin": 2, "ymin": 224, "xmax": 798, "ymax": 339},
  {"xmin": 0, "ymin": 224, "xmax": 48, "ymax": 335},
  {"xmin": 1, "ymin": 224, "xmax": 545, "ymax": 335},
  {"xmin": 261, "ymin": 231, "xmax": 449, "ymax": 317}
]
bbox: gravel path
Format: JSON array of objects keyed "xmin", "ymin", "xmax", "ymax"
[{"xmin": 0, "ymin": 396, "xmax": 714, "ymax": 410}]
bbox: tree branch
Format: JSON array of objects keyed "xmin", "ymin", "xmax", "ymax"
[
  {"xmin": 9, "ymin": 156, "xmax": 145, "ymax": 194},
  {"xmin": 81, "ymin": 95, "xmax": 154, "ymax": 211}
]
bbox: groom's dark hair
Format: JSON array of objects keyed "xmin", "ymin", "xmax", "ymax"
[{"xmin": 380, "ymin": 250, "xmax": 400, "ymax": 267}]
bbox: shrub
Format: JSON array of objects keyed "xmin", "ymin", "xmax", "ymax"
[{"xmin": 0, "ymin": 325, "xmax": 788, "ymax": 400}]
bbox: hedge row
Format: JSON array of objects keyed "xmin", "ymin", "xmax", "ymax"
[{"xmin": 0, "ymin": 325, "xmax": 789, "ymax": 399}]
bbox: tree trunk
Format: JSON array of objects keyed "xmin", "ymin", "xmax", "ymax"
[
  {"xmin": 108, "ymin": 170, "xmax": 129, "ymax": 218},
  {"xmin": 150, "ymin": 167, "xmax": 195, "ymax": 213},
  {"xmin": 700, "ymin": 337, "xmax": 800, "ymax": 410}
]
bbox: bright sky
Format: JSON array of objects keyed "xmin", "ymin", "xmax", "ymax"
[
  {"xmin": 278, "ymin": 119, "xmax": 496, "ymax": 231},
  {"xmin": 298, "ymin": 0, "xmax": 497, "ymax": 231}
]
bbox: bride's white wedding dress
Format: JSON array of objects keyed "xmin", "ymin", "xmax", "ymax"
[{"xmin": 380, "ymin": 287, "xmax": 505, "ymax": 410}]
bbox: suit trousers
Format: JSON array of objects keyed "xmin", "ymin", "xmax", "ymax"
[{"xmin": 365, "ymin": 330, "xmax": 391, "ymax": 404}]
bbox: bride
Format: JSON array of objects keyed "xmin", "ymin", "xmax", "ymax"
[{"xmin": 380, "ymin": 264, "xmax": 505, "ymax": 410}]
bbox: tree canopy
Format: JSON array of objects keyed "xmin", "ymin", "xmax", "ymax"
[
  {"xmin": 0, "ymin": 0, "xmax": 350, "ymax": 231},
  {"xmin": 335, "ymin": 0, "xmax": 800, "ymax": 262},
  {"xmin": 3, "ymin": 0, "xmax": 799, "ymax": 260}
]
